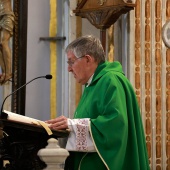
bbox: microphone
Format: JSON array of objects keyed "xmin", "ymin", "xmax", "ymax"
[{"xmin": 0, "ymin": 74, "xmax": 52, "ymax": 115}]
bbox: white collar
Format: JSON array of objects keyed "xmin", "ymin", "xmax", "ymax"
[{"xmin": 86, "ymin": 74, "xmax": 94, "ymax": 87}]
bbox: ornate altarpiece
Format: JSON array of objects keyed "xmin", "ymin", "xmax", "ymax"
[{"xmin": 131, "ymin": 0, "xmax": 170, "ymax": 169}]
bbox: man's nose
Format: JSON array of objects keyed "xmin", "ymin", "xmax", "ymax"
[{"xmin": 68, "ymin": 65, "xmax": 72, "ymax": 72}]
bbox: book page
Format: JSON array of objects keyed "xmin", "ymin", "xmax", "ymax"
[{"xmin": 3, "ymin": 110, "xmax": 52, "ymax": 135}]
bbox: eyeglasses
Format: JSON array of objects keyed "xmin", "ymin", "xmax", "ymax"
[{"xmin": 67, "ymin": 55, "xmax": 85, "ymax": 67}]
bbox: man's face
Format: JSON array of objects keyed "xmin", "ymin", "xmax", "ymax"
[{"xmin": 67, "ymin": 51, "xmax": 91, "ymax": 85}]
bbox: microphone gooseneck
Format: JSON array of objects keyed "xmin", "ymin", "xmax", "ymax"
[{"xmin": 0, "ymin": 74, "xmax": 53, "ymax": 114}]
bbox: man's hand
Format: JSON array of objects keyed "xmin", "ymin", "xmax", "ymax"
[{"xmin": 45, "ymin": 116, "xmax": 68, "ymax": 130}]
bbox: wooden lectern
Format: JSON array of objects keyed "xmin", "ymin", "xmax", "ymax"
[{"xmin": 0, "ymin": 118, "xmax": 69, "ymax": 170}]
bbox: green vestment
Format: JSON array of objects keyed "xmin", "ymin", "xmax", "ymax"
[{"xmin": 65, "ymin": 61, "xmax": 150, "ymax": 170}]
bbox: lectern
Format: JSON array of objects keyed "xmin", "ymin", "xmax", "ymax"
[{"xmin": 0, "ymin": 119, "xmax": 69, "ymax": 170}]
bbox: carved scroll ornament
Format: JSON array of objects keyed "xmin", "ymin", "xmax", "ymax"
[
  {"xmin": 74, "ymin": 0, "xmax": 135, "ymax": 29},
  {"xmin": 98, "ymin": 0, "xmax": 107, "ymax": 5}
]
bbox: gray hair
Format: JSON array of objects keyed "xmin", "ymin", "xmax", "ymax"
[{"xmin": 65, "ymin": 35, "xmax": 105, "ymax": 64}]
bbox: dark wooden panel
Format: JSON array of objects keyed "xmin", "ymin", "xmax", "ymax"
[
  {"xmin": 0, "ymin": 119, "xmax": 69, "ymax": 169},
  {"xmin": 12, "ymin": 0, "xmax": 28, "ymax": 115}
]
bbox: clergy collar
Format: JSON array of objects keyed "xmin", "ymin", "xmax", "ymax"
[{"xmin": 86, "ymin": 74, "xmax": 94, "ymax": 87}]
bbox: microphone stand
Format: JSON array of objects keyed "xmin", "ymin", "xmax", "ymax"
[{"xmin": 0, "ymin": 75, "xmax": 52, "ymax": 115}]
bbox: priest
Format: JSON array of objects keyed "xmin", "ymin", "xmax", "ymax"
[{"xmin": 46, "ymin": 35, "xmax": 150, "ymax": 170}]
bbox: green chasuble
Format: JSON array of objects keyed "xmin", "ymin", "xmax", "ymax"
[{"xmin": 66, "ymin": 61, "xmax": 150, "ymax": 170}]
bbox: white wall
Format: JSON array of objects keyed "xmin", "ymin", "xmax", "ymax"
[
  {"xmin": 82, "ymin": 18, "xmax": 100, "ymax": 37},
  {"xmin": 26, "ymin": 0, "xmax": 51, "ymax": 120}
]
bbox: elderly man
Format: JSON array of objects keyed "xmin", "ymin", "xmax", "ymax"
[{"xmin": 46, "ymin": 35, "xmax": 150, "ymax": 170}]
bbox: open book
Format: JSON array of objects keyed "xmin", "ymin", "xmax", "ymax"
[{"xmin": 1, "ymin": 110, "xmax": 52, "ymax": 135}]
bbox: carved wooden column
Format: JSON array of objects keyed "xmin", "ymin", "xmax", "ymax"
[
  {"xmin": 73, "ymin": 0, "xmax": 135, "ymax": 51},
  {"xmin": 165, "ymin": 0, "xmax": 170, "ymax": 169},
  {"xmin": 12, "ymin": 0, "xmax": 28, "ymax": 115},
  {"xmin": 155, "ymin": 1, "xmax": 162, "ymax": 169},
  {"xmin": 145, "ymin": 0, "xmax": 152, "ymax": 167},
  {"xmin": 132, "ymin": 0, "xmax": 170, "ymax": 168}
]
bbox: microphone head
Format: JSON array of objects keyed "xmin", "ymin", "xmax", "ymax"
[{"xmin": 45, "ymin": 74, "xmax": 52, "ymax": 79}]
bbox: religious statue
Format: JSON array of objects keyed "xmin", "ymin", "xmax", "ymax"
[{"xmin": 0, "ymin": 0, "xmax": 15, "ymax": 85}]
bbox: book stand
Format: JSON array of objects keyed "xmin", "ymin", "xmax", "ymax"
[{"xmin": 0, "ymin": 119, "xmax": 69, "ymax": 170}]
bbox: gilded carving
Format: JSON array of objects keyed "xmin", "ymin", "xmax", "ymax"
[
  {"xmin": 156, "ymin": 118, "xmax": 161, "ymax": 134},
  {"xmin": 108, "ymin": 25, "xmax": 114, "ymax": 62},
  {"xmin": 156, "ymin": 141, "xmax": 161, "ymax": 158},
  {"xmin": 167, "ymin": 49, "xmax": 170, "ymax": 64},
  {"xmin": 156, "ymin": 23, "xmax": 161, "ymax": 42},
  {"xmin": 79, "ymin": 8, "xmax": 123, "ymax": 29},
  {"xmin": 135, "ymin": 49, "xmax": 140, "ymax": 66},
  {"xmin": 145, "ymin": 25, "xmax": 150, "ymax": 42},
  {"xmin": 156, "ymin": 96, "xmax": 161, "ymax": 112},
  {"xmin": 74, "ymin": 0, "xmax": 135, "ymax": 30},
  {"xmin": 135, "ymin": 24, "xmax": 140, "ymax": 42},
  {"xmin": 167, "ymin": 73, "xmax": 170, "ymax": 89},
  {"xmin": 135, "ymin": 0, "xmax": 141, "ymax": 111},
  {"xmin": 146, "ymin": 142, "xmax": 151, "ymax": 158},
  {"xmin": 98, "ymin": 0, "xmax": 106, "ymax": 5},
  {"xmin": 166, "ymin": 117, "xmax": 170, "ymax": 135},
  {"xmin": 167, "ymin": 96, "xmax": 170, "ymax": 111},
  {"xmin": 135, "ymin": 0, "xmax": 140, "ymax": 18},
  {"xmin": 155, "ymin": 49, "xmax": 162, "ymax": 65},
  {"xmin": 145, "ymin": 96, "xmax": 150, "ymax": 112},
  {"xmin": 146, "ymin": 118, "xmax": 151, "ymax": 135},
  {"xmin": 0, "ymin": 0, "xmax": 15, "ymax": 84},
  {"xmin": 135, "ymin": 73, "xmax": 140, "ymax": 89},
  {"xmin": 145, "ymin": 49, "xmax": 150, "ymax": 66},
  {"xmin": 145, "ymin": 72, "xmax": 150, "ymax": 89},
  {"xmin": 166, "ymin": 1, "xmax": 170, "ymax": 161},
  {"xmin": 144, "ymin": 0, "xmax": 152, "ymax": 167},
  {"xmin": 145, "ymin": 1, "xmax": 150, "ymax": 18},
  {"xmin": 135, "ymin": 67, "xmax": 140, "ymax": 72},
  {"xmin": 166, "ymin": 142, "xmax": 170, "ymax": 157},
  {"xmin": 156, "ymin": 0, "xmax": 161, "ymax": 18},
  {"xmin": 156, "ymin": 72, "xmax": 161, "ymax": 89},
  {"xmin": 167, "ymin": 0, "xmax": 170, "ymax": 18}
]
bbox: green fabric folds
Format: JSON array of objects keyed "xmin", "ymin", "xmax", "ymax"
[{"xmin": 71, "ymin": 61, "xmax": 150, "ymax": 170}]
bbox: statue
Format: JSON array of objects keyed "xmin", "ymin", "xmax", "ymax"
[{"xmin": 0, "ymin": 0, "xmax": 15, "ymax": 85}]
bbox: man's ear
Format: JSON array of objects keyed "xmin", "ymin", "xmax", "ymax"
[{"xmin": 85, "ymin": 55, "xmax": 94, "ymax": 63}]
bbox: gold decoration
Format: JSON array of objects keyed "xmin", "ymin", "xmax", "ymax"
[
  {"xmin": 50, "ymin": 0, "xmax": 57, "ymax": 118},
  {"xmin": 108, "ymin": 25, "xmax": 114, "ymax": 62},
  {"xmin": 98, "ymin": 0, "xmax": 106, "ymax": 5},
  {"xmin": 134, "ymin": 0, "xmax": 169, "ymax": 168},
  {"xmin": 0, "ymin": 0, "xmax": 15, "ymax": 85}
]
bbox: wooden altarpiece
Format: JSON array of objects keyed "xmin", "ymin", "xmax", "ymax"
[{"xmin": 73, "ymin": 0, "xmax": 135, "ymax": 51}]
